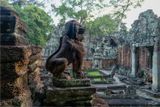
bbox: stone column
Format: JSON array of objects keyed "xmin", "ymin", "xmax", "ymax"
[
  {"xmin": 131, "ymin": 45, "xmax": 137, "ymax": 77},
  {"xmin": 99, "ymin": 59, "xmax": 102, "ymax": 69},
  {"xmin": 152, "ymin": 38, "xmax": 160, "ymax": 92}
]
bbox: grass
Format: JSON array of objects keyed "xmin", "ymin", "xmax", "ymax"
[
  {"xmin": 87, "ymin": 71, "xmax": 102, "ymax": 76},
  {"xmin": 85, "ymin": 69, "xmax": 114, "ymax": 83},
  {"xmin": 85, "ymin": 69, "xmax": 102, "ymax": 81}
]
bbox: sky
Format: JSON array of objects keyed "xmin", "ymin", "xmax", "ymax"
[
  {"xmin": 123, "ymin": 0, "xmax": 160, "ymax": 28},
  {"xmin": 48, "ymin": 0, "xmax": 160, "ymax": 29}
]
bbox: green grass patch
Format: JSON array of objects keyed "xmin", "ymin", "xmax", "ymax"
[
  {"xmin": 87, "ymin": 71, "xmax": 102, "ymax": 76},
  {"xmin": 85, "ymin": 69, "xmax": 102, "ymax": 77}
]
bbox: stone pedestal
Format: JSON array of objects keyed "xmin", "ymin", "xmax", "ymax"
[
  {"xmin": 152, "ymin": 38, "xmax": 160, "ymax": 92},
  {"xmin": 44, "ymin": 78, "xmax": 96, "ymax": 106},
  {"xmin": 52, "ymin": 78, "xmax": 91, "ymax": 87},
  {"xmin": 131, "ymin": 45, "xmax": 137, "ymax": 77}
]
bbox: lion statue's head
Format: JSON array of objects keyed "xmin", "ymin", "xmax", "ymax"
[{"xmin": 63, "ymin": 20, "xmax": 85, "ymax": 41}]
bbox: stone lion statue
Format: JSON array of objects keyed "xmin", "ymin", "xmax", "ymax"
[{"xmin": 45, "ymin": 20, "xmax": 86, "ymax": 79}]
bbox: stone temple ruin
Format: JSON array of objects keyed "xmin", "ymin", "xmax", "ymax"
[
  {"xmin": 0, "ymin": 7, "xmax": 105, "ymax": 107},
  {"xmin": 0, "ymin": 7, "xmax": 43, "ymax": 106},
  {"xmin": 42, "ymin": 9, "xmax": 160, "ymax": 106},
  {"xmin": 1, "ymin": 6, "xmax": 160, "ymax": 107},
  {"xmin": 117, "ymin": 9, "xmax": 160, "ymax": 92}
]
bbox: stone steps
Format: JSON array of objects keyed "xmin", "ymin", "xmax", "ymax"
[
  {"xmin": 92, "ymin": 84, "xmax": 127, "ymax": 91},
  {"xmin": 107, "ymin": 98, "xmax": 160, "ymax": 107}
]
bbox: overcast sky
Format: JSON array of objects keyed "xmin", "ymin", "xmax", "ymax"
[
  {"xmin": 49, "ymin": 0, "xmax": 160, "ymax": 28},
  {"xmin": 123, "ymin": 0, "xmax": 160, "ymax": 28}
]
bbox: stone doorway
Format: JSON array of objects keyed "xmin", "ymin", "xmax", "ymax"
[{"xmin": 132, "ymin": 46, "xmax": 154, "ymax": 79}]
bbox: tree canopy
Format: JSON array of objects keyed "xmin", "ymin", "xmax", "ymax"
[
  {"xmin": 1, "ymin": 0, "xmax": 53, "ymax": 47},
  {"xmin": 86, "ymin": 15, "xmax": 118, "ymax": 36},
  {"xmin": 1, "ymin": 0, "xmax": 145, "ymax": 46},
  {"xmin": 14, "ymin": 4, "xmax": 53, "ymax": 46},
  {"xmin": 52, "ymin": 0, "xmax": 144, "ymax": 36}
]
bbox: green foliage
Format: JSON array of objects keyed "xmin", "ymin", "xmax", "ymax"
[
  {"xmin": 110, "ymin": 0, "xmax": 144, "ymax": 22},
  {"xmin": 86, "ymin": 15, "xmax": 118, "ymax": 36},
  {"xmin": 13, "ymin": 4, "xmax": 53, "ymax": 46},
  {"xmin": 53, "ymin": 0, "xmax": 141, "ymax": 36},
  {"xmin": 0, "ymin": 0, "xmax": 14, "ymax": 9},
  {"xmin": 53, "ymin": 0, "xmax": 108, "ymax": 24},
  {"xmin": 1, "ymin": 0, "xmax": 53, "ymax": 46}
]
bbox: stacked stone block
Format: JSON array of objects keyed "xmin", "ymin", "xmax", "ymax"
[
  {"xmin": 28, "ymin": 46, "xmax": 44, "ymax": 104},
  {"xmin": 44, "ymin": 78, "xmax": 96, "ymax": 106},
  {"xmin": 0, "ymin": 7, "xmax": 32, "ymax": 106}
]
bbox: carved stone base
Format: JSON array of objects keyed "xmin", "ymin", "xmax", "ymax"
[
  {"xmin": 52, "ymin": 77, "xmax": 91, "ymax": 87},
  {"xmin": 45, "ymin": 87, "xmax": 95, "ymax": 106},
  {"xmin": 44, "ymin": 79, "xmax": 96, "ymax": 106}
]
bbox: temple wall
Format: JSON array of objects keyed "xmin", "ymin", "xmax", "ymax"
[
  {"xmin": 82, "ymin": 60, "xmax": 92, "ymax": 70},
  {"xmin": 117, "ymin": 46, "xmax": 131, "ymax": 68},
  {"xmin": 138, "ymin": 47, "xmax": 152, "ymax": 71},
  {"xmin": 102, "ymin": 59, "xmax": 117, "ymax": 69},
  {"xmin": 117, "ymin": 46, "xmax": 153, "ymax": 73}
]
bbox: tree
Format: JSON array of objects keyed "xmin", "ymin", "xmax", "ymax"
[
  {"xmin": 0, "ymin": 0, "xmax": 14, "ymax": 9},
  {"xmin": 109, "ymin": 0, "xmax": 144, "ymax": 29},
  {"xmin": 13, "ymin": 4, "xmax": 53, "ymax": 46},
  {"xmin": 86, "ymin": 15, "xmax": 118, "ymax": 36},
  {"xmin": 52, "ymin": 0, "xmax": 108, "ymax": 24}
]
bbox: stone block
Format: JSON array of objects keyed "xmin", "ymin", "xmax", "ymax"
[
  {"xmin": 0, "ymin": 16, "xmax": 16, "ymax": 33},
  {"xmin": 29, "ymin": 67, "xmax": 44, "ymax": 91},
  {"xmin": 141, "ymin": 89, "xmax": 160, "ymax": 98},
  {"xmin": 1, "ymin": 62, "xmax": 28, "ymax": 80},
  {"xmin": 28, "ymin": 60, "xmax": 42, "ymax": 72},
  {"xmin": 0, "ymin": 33, "xmax": 16, "ymax": 45},
  {"xmin": 29, "ymin": 53, "xmax": 42, "ymax": 64},
  {"xmin": 1, "ymin": 74, "xmax": 29, "ymax": 99},
  {"xmin": 52, "ymin": 78, "xmax": 91, "ymax": 87},
  {"xmin": 0, "ymin": 7, "xmax": 12, "ymax": 15},
  {"xmin": 0, "ymin": 33, "xmax": 28, "ymax": 45},
  {"xmin": 0, "ymin": 46, "xmax": 31, "ymax": 63},
  {"xmin": 0, "ymin": 89, "xmax": 32, "ymax": 107},
  {"xmin": 93, "ymin": 84, "xmax": 127, "ymax": 91},
  {"xmin": 107, "ymin": 98, "xmax": 160, "ymax": 106},
  {"xmin": 65, "ymin": 100, "xmax": 91, "ymax": 106},
  {"xmin": 45, "ymin": 87, "xmax": 96, "ymax": 105},
  {"xmin": 30, "ymin": 45, "xmax": 42, "ymax": 55}
]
